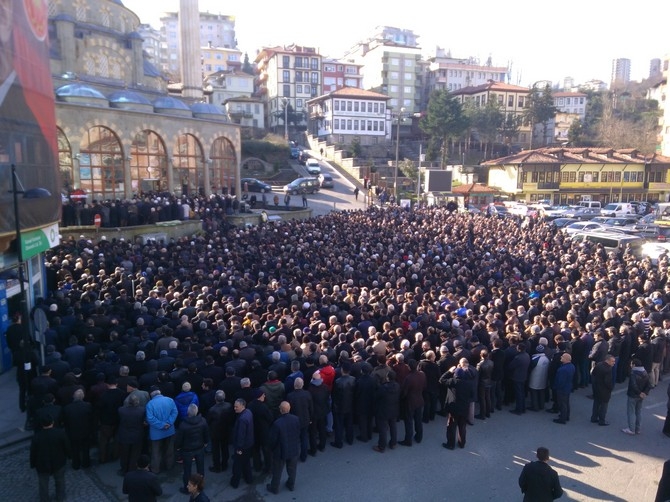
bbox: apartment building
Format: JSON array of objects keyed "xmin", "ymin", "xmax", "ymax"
[
  {"xmin": 307, "ymin": 87, "xmax": 390, "ymax": 145},
  {"xmin": 649, "ymin": 55, "xmax": 669, "ymax": 156},
  {"xmin": 159, "ymin": 11, "xmax": 237, "ymax": 77},
  {"xmin": 425, "ymin": 48, "xmax": 508, "ymax": 99},
  {"xmin": 254, "ymin": 45, "xmax": 323, "ymax": 133},
  {"xmin": 322, "ymin": 58, "xmax": 364, "ymax": 93},
  {"xmin": 611, "ymin": 58, "xmax": 631, "ymax": 86},
  {"xmin": 201, "ymin": 44, "xmax": 243, "ymax": 76}
]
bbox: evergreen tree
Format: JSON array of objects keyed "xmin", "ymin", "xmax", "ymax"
[{"xmin": 420, "ymin": 90, "xmax": 469, "ymax": 167}]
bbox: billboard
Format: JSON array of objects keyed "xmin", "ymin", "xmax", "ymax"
[
  {"xmin": 424, "ymin": 169, "xmax": 453, "ymax": 193},
  {"xmin": 0, "ymin": 0, "xmax": 60, "ymax": 251}
]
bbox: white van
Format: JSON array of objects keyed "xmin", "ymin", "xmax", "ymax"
[
  {"xmin": 579, "ymin": 200, "xmax": 602, "ymax": 209},
  {"xmin": 571, "ymin": 231, "xmax": 643, "ymax": 252},
  {"xmin": 601, "ymin": 202, "xmax": 635, "ymax": 218}
]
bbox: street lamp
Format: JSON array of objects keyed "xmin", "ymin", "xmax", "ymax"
[
  {"xmin": 393, "ymin": 107, "xmax": 406, "ymax": 200},
  {"xmin": 282, "ymin": 97, "xmax": 289, "ymax": 141}
]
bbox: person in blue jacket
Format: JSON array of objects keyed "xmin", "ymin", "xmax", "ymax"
[{"xmin": 552, "ymin": 353, "xmax": 575, "ymax": 424}]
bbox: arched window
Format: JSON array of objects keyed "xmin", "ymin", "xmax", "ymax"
[
  {"xmin": 130, "ymin": 130, "xmax": 167, "ymax": 195},
  {"xmin": 57, "ymin": 128, "xmax": 74, "ymax": 195},
  {"xmin": 210, "ymin": 137, "xmax": 237, "ymax": 195},
  {"xmin": 173, "ymin": 134, "xmax": 204, "ymax": 196},
  {"xmin": 80, "ymin": 126, "xmax": 123, "ymax": 201}
]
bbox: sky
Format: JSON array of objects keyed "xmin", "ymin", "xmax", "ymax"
[{"xmin": 122, "ymin": 0, "xmax": 669, "ymax": 88}]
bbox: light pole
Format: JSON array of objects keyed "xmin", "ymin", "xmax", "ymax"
[
  {"xmin": 282, "ymin": 97, "xmax": 289, "ymax": 141},
  {"xmin": 393, "ymin": 107, "xmax": 406, "ymax": 199}
]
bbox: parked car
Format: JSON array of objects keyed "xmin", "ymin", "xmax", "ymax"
[
  {"xmin": 539, "ymin": 206, "xmax": 569, "ymax": 219},
  {"xmin": 298, "ymin": 152, "xmax": 311, "ymax": 165},
  {"xmin": 550, "ymin": 217, "xmax": 578, "ymax": 229},
  {"xmin": 241, "ymin": 178, "xmax": 272, "ymax": 193},
  {"xmin": 564, "ymin": 207, "xmax": 602, "ymax": 220},
  {"xmin": 602, "ymin": 216, "xmax": 640, "ymax": 228},
  {"xmin": 562, "ymin": 221, "xmax": 610, "ymax": 235},
  {"xmin": 306, "ymin": 158, "xmax": 321, "ymax": 176},
  {"xmin": 630, "ymin": 224, "xmax": 670, "ymax": 241},
  {"xmin": 318, "ymin": 173, "xmax": 334, "ymax": 189},
  {"xmin": 571, "ymin": 231, "xmax": 644, "ymax": 252},
  {"xmin": 601, "ymin": 202, "xmax": 635, "ymax": 218},
  {"xmin": 283, "ymin": 177, "xmax": 320, "ymax": 195},
  {"xmin": 290, "ymin": 145, "xmax": 300, "ymax": 159}
]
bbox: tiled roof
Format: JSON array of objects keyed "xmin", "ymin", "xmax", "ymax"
[
  {"xmin": 553, "ymin": 91, "xmax": 587, "ymax": 97},
  {"xmin": 328, "ymin": 87, "xmax": 389, "ymax": 99},
  {"xmin": 451, "ymin": 81, "xmax": 529, "ymax": 96},
  {"xmin": 482, "ymin": 147, "xmax": 670, "ymax": 166},
  {"xmin": 452, "ymin": 183, "xmax": 499, "ymax": 194}
]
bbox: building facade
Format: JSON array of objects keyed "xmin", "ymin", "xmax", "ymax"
[
  {"xmin": 254, "ymin": 45, "xmax": 323, "ymax": 136},
  {"xmin": 159, "ymin": 10, "xmax": 237, "ymax": 78},
  {"xmin": 484, "ymin": 147, "xmax": 670, "ymax": 205},
  {"xmin": 425, "ymin": 48, "xmax": 508, "ymax": 97},
  {"xmin": 451, "ymin": 81, "xmax": 532, "ymax": 147},
  {"xmin": 611, "ymin": 58, "xmax": 631, "ymax": 86},
  {"xmin": 201, "ymin": 44, "xmax": 242, "ymax": 76},
  {"xmin": 307, "ymin": 87, "xmax": 390, "ymax": 145},
  {"xmin": 649, "ymin": 55, "xmax": 669, "ymax": 156},
  {"xmin": 322, "ymin": 58, "xmax": 363, "ymax": 93},
  {"xmin": 50, "ymin": 0, "xmax": 242, "ymax": 200}
]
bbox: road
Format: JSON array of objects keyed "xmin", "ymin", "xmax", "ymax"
[{"xmin": 281, "ymin": 153, "xmax": 368, "ymax": 217}]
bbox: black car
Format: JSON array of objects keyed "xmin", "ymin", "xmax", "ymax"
[{"xmin": 241, "ymin": 178, "xmax": 272, "ymax": 193}]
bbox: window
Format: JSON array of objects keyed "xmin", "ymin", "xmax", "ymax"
[
  {"xmin": 283, "ymin": 84, "xmax": 290, "ymax": 97},
  {"xmin": 354, "ymin": 120, "xmax": 359, "ymax": 130},
  {"xmin": 623, "ymin": 172, "xmax": 630, "ymax": 182},
  {"xmin": 334, "ymin": 119, "xmax": 340, "ymax": 130},
  {"xmin": 354, "ymin": 102, "xmax": 359, "ymax": 112},
  {"xmin": 347, "ymin": 101, "xmax": 352, "ymax": 111},
  {"xmin": 391, "ymin": 58, "xmax": 400, "ymax": 66},
  {"xmin": 295, "ymin": 57, "xmax": 302, "ymax": 68},
  {"xmin": 498, "ymin": 95, "xmax": 504, "ymax": 105},
  {"xmin": 368, "ymin": 103, "xmax": 372, "ymax": 112},
  {"xmin": 283, "ymin": 70, "xmax": 290, "ymax": 82},
  {"xmin": 518, "ymin": 96, "xmax": 525, "ymax": 108},
  {"xmin": 297, "ymin": 99, "xmax": 303, "ymax": 108},
  {"xmin": 347, "ymin": 119, "xmax": 352, "ymax": 130},
  {"xmin": 404, "ymin": 86, "xmax": 412, "ymax": 93},
  {"xmin": 311, "ymin": 72, "xmax": 318, "ymax": 84},
  {"xmin": 324, "ymin": 64, "xmax": 335, "ymax": 72},
  {"xmin": 295, "ymin": 72, "xmax": 302, "ymax": 82},
  {"xmin": 334, "ymin": 100, "xmax": 340, "ymax": 111},
  {"xmin": 367, "ymin": 120, "xmax": 373, "ymax": 131},
  {"xmin": 568, "ymin": 171, "xmax": 576, "ymax": 182},
  {"xmin": 566, "ymin": 98, "xmax": 571, "ymax": 105},
  {"xmin": 374, "ymin": 103, "xmax": 379, "ymax": 113},
  {"xmin": 405, "ymin": 59, "xmax": 413, "ymax": 67},
  {"xmin": 390, "ymin": 85, "xmax": 398, "ymax": 92},
  {"xmin": 403, "ymin": 99, "xmax": 411, "ymax": 107},
  {"xmin": 507, "ymin": 95, "xmax": 514, "ymax": 107},
  {"xmin": 404, "ymin": 73, "xmax": 412, "ymax": 80},
  {"xmin": 283, "ymin": 56, "xmax": 290, "ymax": 68},
  {"xmin": 297, "ymin": 84, "xmax": 302, "ymax": 94},
  {"xmin": 391, "ymin": 72, "xmax": 399, "ymax": 80},
  {"xmin": 380, "ymin": 104, "xmax": 385, "ymax": 114},
  {"xmin": 311, "ymin": 58, "xmax": 319, "ymax": 70},
  {"xmin": 373, "ymin": 121, "xmax": 378, "ymax": 131}
]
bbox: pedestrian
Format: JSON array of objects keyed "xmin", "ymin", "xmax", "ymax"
[
  {"xmin": 400, "ymin": 359, "xmax": 426, "ymax": 446},
  {"xmin": 266, "ymin": 401, "xmax": 301, "ymax": 494},
  {"xmin": 176, "ymin": 403, "xmax": 209, "ymax": 494},
  {"xmin": 518, "ymin": 446, "xmax": 563, "ymax": 502},
  {"xmin": 373, "ymin": 370, "xmax": 400, "ymax": 453},
  {"xmin": 230, "ymin": 398, "xmax": 254, "ymax": 488},
  {"xmin": 206, "ymin": 390, "xmax": 234, "ymax": 473},
  {"xmin": 353, "ymin": 187, "xmax": 359, "ymax": 200},
  {"xmin": 273, "ymin": 194, "xmax": 279, "ymax": 207},
  {"xmin": 663, "ymin": 381, "xmax": 670, "ymax": 438},
  {"xmin": 62, "ymin": 388, "xmax": 93, "ymax": 470},
  {"xmin": 286, "ymin": 377, "xmax": 313, "ymax": 462},
  {"xmin": 331, "ymin": 362, "xmax": 356, "ymax": 449},
  {"xmin": 30, "ymin": 415, "xmax": 70, "ymax": 502},
  {"xmin": 145, "ymin": 387, "xmax": 178, "ymax": 474},
  {"xmin": 590, "ymin": 355, "xmax": 615, "ymax": 426},
  {"xmin": 552, "ymin": 353, "xmax": 575, "ymax": 425},
  {"xmin": 117, "ymin": 393, "xmax": 146, "ymax": 475},
  {"xmin": 508, "ymin": 343, "xmax": 531, "ymax": 415},
  {"xmin": 284, "ymin": 193, "xmax": 291, "ymax": 209},
  {"xmin": 656, "ymin": 459, "xmax": 670, "ymax": 502},
  {"xmin": 622, "ymin": 358, "xmax": 652, "ymax": 435},
  {"xmin": 186, "ymin": 473, "xmax": 210, "ymax": 502},
  {"xmin": 302, "ymin": 193, "xmax": 308, "ymax": 208},
  {"xmin": 122, "ymin": 454, "xmax": 162, "ymax": 502},
  {"xmin": 440, "ymin": 358, "xmax": 476, "ymax": 450}
]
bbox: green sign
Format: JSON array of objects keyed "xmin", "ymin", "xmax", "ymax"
[{"xmin": 20, "ymin": 223, "xmax": 60, "ymax": 259}]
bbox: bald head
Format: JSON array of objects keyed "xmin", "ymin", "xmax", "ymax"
[{"xmin": 279, "ymin": 401, "xmax": 290, "ymax": 415}]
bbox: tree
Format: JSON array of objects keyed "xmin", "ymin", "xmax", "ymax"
[
  {"xmin": 567, "ymin": 118, "xmax": 584, "ymax": 145},
  {"xmin": 523, "ymin": 83, "xmax": 557, "ymax": 148},
  {"xmin": 499, "ymin": 113, "xmax": 522, "ymax": 147},
  {"xmin": 242, "ymin": 53, "xmax": 254, "ymax": 75},
  {"xmin": 420, "ymin": 90, "xmax": 469, "ymax": 167},
  {"xmin": 464, "ymin": 97, "xmax": 504, "ymax": 159},
  {"xmin": 350, "ymin": 137, "xmax": 362, "ymax": 158}
]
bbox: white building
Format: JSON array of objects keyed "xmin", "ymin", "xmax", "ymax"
[
  {"xmin": 425, "ymin": 48, "xmax": 508, "ymax": 96},
  {"xmin": 649, "ymin": 55, "xmax": 669, "ymax": 156},
  {"xmin": 307, "ymin": 87, "xmax": 390, "ymax": 145}
]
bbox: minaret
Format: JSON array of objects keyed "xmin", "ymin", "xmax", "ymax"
[{"xmin": 179, "ymin": 0, "xmax": 202, "ymax": 101}]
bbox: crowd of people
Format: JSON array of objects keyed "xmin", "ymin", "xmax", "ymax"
[{"xmin": 9, "ymin": 201, "xmax": 670, "ymax": 500}]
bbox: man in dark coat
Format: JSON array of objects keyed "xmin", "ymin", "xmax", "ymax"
[
  {"xmin": 206, "ymin": 390, "xmax": 234, "ymax": 473},
  {"xmin": 330, "ymin": 362, "xmax": 356, "ymax": 448},
  {"xmin": 553, "ymin": 353, "xmax": 576, "ymax": 424},
  {"xmin": 508, "ymin": 343, "xmax": 531, "ymax": 415},
  {"xmin": 62, "ymin": 389, "xmax": 93, "ymax": 470},
  {"xmin": 307, "ymin": 371, "xmax": 330, "ymax": 454},
  {"xmin": 230, "ymin": 398, "xmax": 254, "ymax": 488},
  {"xmin": 286, "ymin": 377, "xmax": 313, "ymax": 462},
  {"xmin": 400, "ymin": 359, "xmax": 427, "ymax": 446},
  {"xmin": 30, "ymin": 415, "xmax": 71, "ymax": 502},
  {"xmin": 175, "ymin": 403, "xmax": 210, "ymax": 494},
  {"xmin": 373, "ymin": 371, "xmax": 400, "ymax": 453},
  {"xmin": 266, "ymin": 401, "xmax": 301, "ymax": 493},
  {"xmin": 247, "ymin": 390, "xmax": 274, "ymax": 474},
  {"xmin": 354, "ymin": 363, "xmax": 377, "ymax": 441},
  {"xmin": 122, "ymin": 454, "xmax": 162, "ymax": 502},
  {"xmin": 518, "ymin": 446, "xmax": 563, "ymax": 502},
  {"xmin": 117, "ymin": 394, "xmax": 146, "ymax": 475},
  {"xmin": 440, "ymin": 358, "xmax": 476, "ymax": 449},
  {"xmin": 590, "ymin": 355, "xmax": 615, "ymax": 426}
]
